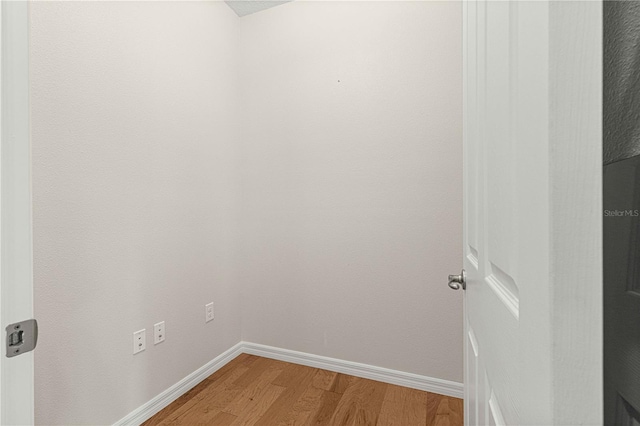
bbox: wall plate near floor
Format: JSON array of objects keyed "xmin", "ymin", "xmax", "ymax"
[
  {"xmin": 133, "ymin": 329, "xmax": 146, "ymax": 355},
  {"xmin": 205, "ymin": 302, "xmax": 214, "ymax": 323},
  {"xmin": 154, "ymin": 321, "xmax": 165, "ymax": 345}
]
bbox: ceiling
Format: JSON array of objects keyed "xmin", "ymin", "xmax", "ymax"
[{"xmin": 225, "ymin": 0, "xmax": 293, "ymax": 17}]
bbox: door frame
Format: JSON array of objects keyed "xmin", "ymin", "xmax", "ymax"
[
  {"xmin": 546, "ymin": 2, "xmax": 602, "ymax": 423},
  {"xmin": 1, "ymin": 1, "xmax": 35, "ymax": 424}
]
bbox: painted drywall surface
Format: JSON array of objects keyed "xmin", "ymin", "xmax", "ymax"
[
  {"xmin": 31, "ymin": 2, "xmax": 463, "ymax": 422},
  {"xmin": 239, "ymin": 1, "xmax": 463, "ymax": 383},
  {"xmin": 30, "ymin": 2, "xmax": 241, "ymax": 424}
]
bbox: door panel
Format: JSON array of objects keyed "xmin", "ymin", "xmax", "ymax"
[
  {"xmin": 463, "ymin": 1, "xmax": 549, "ymax": 424},
  {"xmin": 464, "ymin": 0, "xmax": 479, "ymax": 267},
  {"xmin": 485, "ymin": 0, "xmax": 516, "ymax": 293},
  {"xmin": 466, "ymin": 329, "xmax": 478, "ymax": 426},
  {"xmin": 488, "ymin": 392, "xmax": 506, "ymax": 426}
]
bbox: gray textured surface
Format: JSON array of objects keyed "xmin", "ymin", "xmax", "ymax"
[
  {"xmin": 604, "ymin": 2, "xmax": 640, "ymax": 423},
  {"xmin": 604, "ymin": 0, "xmax": 640, "ymax": 165},
  {"xmin": 225, "ymin": 1, "xmax": 292, "ymax": 17},
  {"xmin": 604, "ymin": 155, "xmax": 640, "ymax": 425}
]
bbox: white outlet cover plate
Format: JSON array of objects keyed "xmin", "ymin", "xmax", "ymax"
[
  {"xmin": 133, "ymin": 329, "xmax": 146, "ymax": 354},
  {"xmin": 206, "ymin": 302, "xmax": 214, "ymax": 323},
  {"xmin": 154, "ymin": 321, "xmax": 165, "ymax": 344}
]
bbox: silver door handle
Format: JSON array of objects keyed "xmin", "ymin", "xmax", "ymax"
[{"xmin": 448, "ymin": 269, "xmax": 466, "ymax": 291}]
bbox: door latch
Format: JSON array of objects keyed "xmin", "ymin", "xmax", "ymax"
[
  {"xmin": 448, "ymin": 269, "xmax": 466, "ymax": 291},
  {"xmin": 6, "ymin": 319, "xmax": 38, "ymax": 358}
]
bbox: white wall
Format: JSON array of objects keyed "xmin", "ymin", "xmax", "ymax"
[
  {"xmin": 30, "ymin": 2, "xmax": 241, "ymax": 424},
  {"xmin": 239, "ymin": 1, "xmax": 463, "ymax": 383},
  {"xmin": 30, "ymin": 1, "xmax": 463, "ymax": 423}
]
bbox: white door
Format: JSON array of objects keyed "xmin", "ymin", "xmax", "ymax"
[
  {"xmin": 1, "ymin": 2, "xmax": 35, "ymax": 424},
  {"xmin": 462, "ymin": 1, "xmax": 547, "ymax": 423},
  {"xmin": 461, "ymin": 1, "xmax": 603, "ymax": 425}
]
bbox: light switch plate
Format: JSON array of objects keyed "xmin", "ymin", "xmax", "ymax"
[
  {"xmin": 133, "ymin": 329, "xmax": 146, "ymax": 354},
  {"xmin": 154, "ymin": 321, "xmax": 165, "ymax": 345}
]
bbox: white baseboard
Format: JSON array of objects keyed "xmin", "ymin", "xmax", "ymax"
[
  {"xmin": 112, "ymin": 342, "xmax": 244, "ymax": 426},
  {"xmin": 113, "ymin": 341, "xmax": 463, "ymax": 425},
  {"xmin": 241, "ymin": 342, "xmax": 463, "ymax": 399}
]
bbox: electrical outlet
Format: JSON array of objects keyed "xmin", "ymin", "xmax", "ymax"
[
  {"xmin": 205, "ymin": 302, "xmax": 214, "ymax": 323},
  {"xmin": 154, "ymin": 321, "xmax": 165, "ymax": 345},
  {"xmin": 133, "ymin": 329, "xmax": 146, "ymax": 354}
]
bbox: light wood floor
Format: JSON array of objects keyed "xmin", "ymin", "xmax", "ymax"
[{"xmin": 144, "ymin": 354, "xmax": 463, "ymax": 426}]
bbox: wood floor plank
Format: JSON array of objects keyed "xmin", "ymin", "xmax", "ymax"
[
  {"xmin": 435, "ymin": 397, "xmax": 450, "ymax": 426},
  {"xmin": 307, "ymin": 391, "xmax": 342, "ymax": 425},
  {"xmin": 426, "ymin": 392, "xmax": 464, "ymax": 426},
  {"xmin": 272, "ymin": 363, "xmax": 318, "ymax": 388},
  {"xmin": 377, "ymin": 384, "xmax": 405, "ymax": 425},
  {"xmin": 223, "ymin": 365, "xmax": 285, "ymax": 416},
  {"xmin": 207, "ymin": 411, "xmax": 237, "ymax": 425},
  {"xmin": 144, "ymin": 354, "xmax": 257, "ymax": 426},
  {"xmin": 329, "ymin": 373, "xmax": 358, "ymax": 394},
  {"xmin": 182, "ymin": 358, "xmax": 286, "ymax": 424},
  {"xmin": 437, "ymin": 398, "xmax": 450, "ymax": 415},
  {"xmin": 173, "ymin": 377, "xmax": 247, "ymax": 424},
  {"xmin": 426, "ymin": 392, "xmax": 444, "ymax": 426},
  {"xmin": 329, "ymin": 377, "xmax": 387, "ymax": 426},
  {"xmin": 229, "ymin": 384, "xmax": 286, "ymax": 426},
  {"xmin": 376, "ymin": 384, "xmax": 427, "ymax": 426},
  {"xmin": 311, "ymin": 369, "xmax": 337, "ymax": 391},
  {"xmin": 434, "ymin": 416, "xmax": 450, "ymax": 426},
  {"xmin": 448, "ymin": 397, "xmax": 464, "ymax": 426},
  {"xmin": 404, "ymin": 388, "xmax": 429, "ymax": 425},
  {"xmin": 143, "ymin": 377, "xmax": 212, "ymax": 426},
  {"xmin": 143, "ymin": 355, "xmax": 464, "ymax": 426},
  {"xmin": 253, "ymin": 364, "xmax": 318, "ymax": 426},
  {"xmin": 158, "ymin": 364, "xmax": 254, "ymax": 425},
  {"xmin": 161, "ymin": 356, "xmax": 276, "ymax": 425},
  {"xmin": 273, "ymin": 382, "xmax": 324, "ymax": 426},
  {"xmin": 230, "ymin": 356, "xmax": 287, "ymax": 391},
  {"xmin": 352, "ymin": 381, "xmax": 387, "ymax": 426}
]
